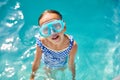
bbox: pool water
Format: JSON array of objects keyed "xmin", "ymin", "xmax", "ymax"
[{"xmin": 0, "ymin": 0, "xmax": 120, "ymax": 80}]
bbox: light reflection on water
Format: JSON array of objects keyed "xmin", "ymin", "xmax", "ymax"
[{"xmin": 0, "ymin": 0, "xmax": 120, "ymax": 80}]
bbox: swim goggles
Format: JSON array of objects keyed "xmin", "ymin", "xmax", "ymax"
[{"xmin": 39, "ymin": 20, "xmax": 65, "ymax": 37}]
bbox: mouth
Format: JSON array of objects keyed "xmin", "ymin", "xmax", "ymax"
[{"xmin": 51, "ymin": 34, "xmax": 59, "ymax": 40}]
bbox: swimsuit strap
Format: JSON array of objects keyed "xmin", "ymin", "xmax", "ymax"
[
  {"xmin": 69, "ymin": 35, "xmax": 74, "ymax": 50},
  {"xmin": 36, "ymin": 38, "xmax": 45, "ymax": 50}
]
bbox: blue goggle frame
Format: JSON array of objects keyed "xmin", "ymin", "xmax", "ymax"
[{"xmin": 39, "ymin": 20, "xmax": 65, "ymax": 37}]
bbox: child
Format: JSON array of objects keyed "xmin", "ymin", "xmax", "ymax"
[{"xmin": 30, "ymin": 10, "xmax": 77, "ymax": 80}]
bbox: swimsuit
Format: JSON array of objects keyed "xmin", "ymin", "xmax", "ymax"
[{"xmin": 36, "ymin": 35, "xmax": 74, "ymax": 69}]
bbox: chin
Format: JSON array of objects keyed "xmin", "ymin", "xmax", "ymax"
[{"xmin": 50, "ymin": 36, "xmax": 62, "ymax": 44}]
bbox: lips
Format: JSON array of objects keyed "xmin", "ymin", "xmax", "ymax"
[{"xmin": 51, "ymin": 34, "xmax": 59, "ymax": 40}]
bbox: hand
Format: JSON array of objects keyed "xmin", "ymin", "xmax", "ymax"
[
  {"xmin": 30, "ymin": 73, "xmax": 35, "ymax": 80},
  {"xmin": 72, "ymin": 76, "xmax": 75, "ymax": 80},
  {"xmin": 30, "ymin": 77, "xmax": 34, "ymax": 80}
]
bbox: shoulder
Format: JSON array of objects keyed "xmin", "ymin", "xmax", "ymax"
[
  {"xmin": 66, "ymin": 34, "xmax": 77, "ymax": 50},
  {"xmin": 69, "ymin": 40, "xmax": 77, "ymax": 56},
  {"xmin": 36, "ymin": 37, "xmax": 46, "ymax": 45},
  {"xmin": 69, "ymin": 40, "xmax": 77, "ymax": 63},
  {"xmin": 68, "ymin": 35, "xmax": 77, "ymax": 48},
  {"xmin": 36, "ymin": 37, "xmax": 45, "ymax": 42},
  {"xmin": 36, "ymin": 37, "xmax": 45, "ymax": 53},
  {"xmin": 72, "ymin": 41, "xmax": 78, "ymax": 52}
]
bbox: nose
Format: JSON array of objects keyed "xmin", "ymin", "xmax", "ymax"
[{"xmin": 50, "ymin": 26, "xmax": 56, "ymax": 35}]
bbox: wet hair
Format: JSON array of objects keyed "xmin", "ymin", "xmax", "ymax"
[{"xmin": 38, "ymin": 10, "xmax": 62, "ymax": 25}]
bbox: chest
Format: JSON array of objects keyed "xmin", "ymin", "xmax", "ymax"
[{"xmin": 42, "ymin": 47, "xmax": 70, "ymax": 61}]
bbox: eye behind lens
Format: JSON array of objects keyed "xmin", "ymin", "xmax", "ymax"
[{"xmin": 39, "ymin": 27, "xmax": 51, "ymax": 37}]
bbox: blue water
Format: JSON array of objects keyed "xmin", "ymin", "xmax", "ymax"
[{"xmin": 0, "ymin": 0, "xmax": 120, "ymax": 80}]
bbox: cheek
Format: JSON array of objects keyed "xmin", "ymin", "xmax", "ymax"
[
  {"xmin": 46, "ymin": 37, "xmax": 51, "ymax": 40},
  {"xmin": 63, "ymin": 27, "xmax": 66, "ymax": 32},
  {"xmin": 46, "ymin": 38, "xmax": 53, "ymax": 42},
  {"xmin": 58, "ymin": 31, "xmax": 65, "ymax": 37},
  {"xmin": 59, "ymin": 27, "xmax": 66, "ymax": 34},
  {"xmin": 61, "ymin": 28, "xmax": 66, "ymax": 33}
]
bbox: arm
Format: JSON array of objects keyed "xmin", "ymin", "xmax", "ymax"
[
  {"xmin": 69, "ymin": 41, "xmax": 78, "ymax": 80},
  {"xmin": 30, "ymin": 45, "xmax": 42, "ymax": 80}
]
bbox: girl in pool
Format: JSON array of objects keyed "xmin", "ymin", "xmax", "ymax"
[{"xmin": 30, "ymin": 10, "xmax": 77, "ymax": 80}]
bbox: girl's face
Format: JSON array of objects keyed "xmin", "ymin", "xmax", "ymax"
[{"xmin": 39, "ymin": 13, "xmax": 66, "ymax": 44}]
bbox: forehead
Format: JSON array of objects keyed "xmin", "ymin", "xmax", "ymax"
[{"xmin": 39, "ymin": 13, "xmax": 61, "ymax": 25}]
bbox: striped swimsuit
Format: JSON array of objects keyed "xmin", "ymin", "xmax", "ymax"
[{"xmin": 36, "ymin": 36, "xmax": 74, "ymax": 69}]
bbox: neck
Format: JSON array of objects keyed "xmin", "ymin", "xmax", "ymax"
[
  {"xmin": 47, "ymin": 34, "xmax": 67, "ymax": 48},
  {"xmin": 55, "ymin": 34, "xmax": 68, "ymax": 48}
]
